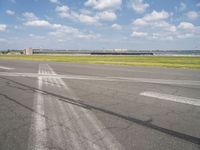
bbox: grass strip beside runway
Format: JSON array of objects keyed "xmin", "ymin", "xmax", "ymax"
[{"xmin": 0, "ymin": 55, "xmax": 200, "ymax": 69}]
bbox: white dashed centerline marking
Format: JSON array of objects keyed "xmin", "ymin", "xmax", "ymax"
[{"xmin": 140, "ymin": 91, "xmax": 200, "ymax": 106}]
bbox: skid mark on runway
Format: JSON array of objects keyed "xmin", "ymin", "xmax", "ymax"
[
  {"xmin": 38, "ymin": 64, "xmax": 124, "ymax": 150},
  {"xmin": 140, "ymin": 91, "xmax": 200, "ymax": 106}
]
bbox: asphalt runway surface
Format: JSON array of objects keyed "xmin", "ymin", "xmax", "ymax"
[{"xmin": 0, "ymin": 59, "xmax": 200, "ymax": 150}]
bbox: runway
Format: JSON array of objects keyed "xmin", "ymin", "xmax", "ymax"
[{"xmin": 0, "ymin": 59, "xmax": 200, "ymax": 150}]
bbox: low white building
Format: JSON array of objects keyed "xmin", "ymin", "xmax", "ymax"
[{"xmin": 24, "ymin": 48, "xmax": 33, "ymax": 55}]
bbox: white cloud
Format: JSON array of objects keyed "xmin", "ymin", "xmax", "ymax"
[
  {"xmin": 186, "ymin": 11, "xmax": 199, "ymax": 20},
  {"xmin": 177, "ymin": 33, "xmax": 194, "ymax": 39},
  {"xmin": 50, "ymin": 25, "xmax": 79, "ymax": 34},
  {"xmin": 56, "ymin": 5, "xmax": 69, "ymax": 12},
  {"xmin": 49, "ymin": 0, "xmax": 60, "ymax": 4},
  {"xmin": 75, "ymin": 11, "xmax": 117, "ymax": 25},
  {"xmin": 149, "ymin": 33, "xmax": 174, "ymax": 41},
  {"xmin": 23, "ymin": 12, "xmax": 54, "ymax": 28},
  {"xmin": 180, "ymin": 2, "xmax": 186, "ymax": 11},
  {"xmin": 143, "ymin": 10, "xmax": 169, "ymax": 22},
  {"xmin": 131, "ymin": 31, "xmax": 148, "ymax": 37},
  {"xmin": 175, "ymin": 2, "xmax": 186, "ymax": 12},
  {"xmin": 29, "ymin": 34, "xmax": 44, "ymax": 39},
  {"xmin": 23, "ymin": 12, "xmax": 53, "ymax": 27},
  {"xmin": 55, "ymin": 5, "xmax": 70, "ymax": 18},
  {"xmin": 130, "ymin": 0, "xmax": 149, "ymax": 13},
  {"xmin": 22, "ymin": 12, "xmax": 98, "ymax": 40},
  {"xmin": 151, "ymin": 33, "xmax": 160, "ymax": 39},
  {"xmin": 84, "ymin": 0, "xmax": 96, "ymax": 7},
  {"xmin": 197, "ymin": 2, "xmax": 200, "ymax": 7},
  {"xmin": 152, "ymin": 21, "xmax": 177, "ymax": 32},
  {"xmin": 132, "ymin": 10, "xmax": 177, "ymax": 39},
  {"xmin": 55, "ymin": 5, "xmax": 117, "ymax": 25},
  {"xmin": 49, "ymin": 24, "xmax": 98, "ymax": 40},
  {"xmin": 176, "ymin": 26, "xmax": 200, "ymax": 39},
  {"xmin": 84, "ymin": 0, "xmax": 122, "ymax": 10},
  {"xmin": 10, "ymin": 0, "xmax": 16, "ymax": 3},
  {"xmin": 6, "ymin": 10, "xmax": 15, "ymax": 16},
  {"xmin": 14, "ymin": 25, "xmax": 22, "ymax": 30},
  {"xmin": 23, "ymin": 12, "xmax": 51, "ymax": 27},
  {"xmin": 0, "ymin": 38, "xmax": 7, "ymax": 42},
  {"xmin": 23, "ymin": 12, "xmax": 38, "ymax": 21},
  {"xmin": 168, "ymin": 25, "xmax": 177, "ymax": 32},
  {"xmin": 111, "ymin": 23, "xmax": 122, "ymax": 30},
  {"xmin": 56, "ymin": 6, "xmax": 87, "ymax": 23},
  {"xmin": 97, "ymin": 11, "xmax": 117, "ymax": 21},
  {"xmin": 55, "ymin": 6, "xmax": 98, "ymax": 24},
  {"xmin": 132, "ymin": 21, "xmax": 199, "ymax": 40},
  {"xmin": 80, "ymin": 9, "xmax": 92, "ymax": 15},
  {"xmin": 132, "ymin": 18, "xmax": 147, "ymax": 26},
  {"xmin": 24, "ymin": 20, "xmax": 51, "ymax": 27},
  {"xmin": 74, "ymin": 11, "xmax": 117, "ymax": 25},
  {"xmin": 178, "ymin": 22, "xmax": 195, "ymax": 30},
  {"xmin": 51, "ymin": 24, "xmax": 62, "ymax": 29},
  {"xmin": 76, "ymin": 34, "xmax": 97, "ymax": 40},
  {"xmin": 133, "ymin": 10, "xmax": 169, "ymax": 26},
  {"xmin": 131, "ymin": 11, "xmax": 200, "ymax": 40},
  {"xmin": 0, "ymin": 24, "xmax": 7, "ymax": 31},
  {"xmin": 78, "ymin": 14, "xmax": 99, "ymax": 25}
]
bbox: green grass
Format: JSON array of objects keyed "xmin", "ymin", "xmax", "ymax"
[{"xmin": 0, "ymin": 55, "xmax": 200, "ymax": 69}]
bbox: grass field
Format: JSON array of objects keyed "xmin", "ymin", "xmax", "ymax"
[{"xmin": 0, "ymin": 55, "xmax": 200, "ymax": 69}]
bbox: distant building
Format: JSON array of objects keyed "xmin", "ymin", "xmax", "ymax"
[
  {"xmin": 24, "ymin": 48, "xmax": 33, "ymax": 55},
  {"xmin": 113, "ymin": 49, "xmax": 128, "ymax": 52}
]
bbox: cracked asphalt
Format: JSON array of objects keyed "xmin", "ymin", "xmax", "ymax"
[{"xmin": 0, "ymin": 59, "xmax": 200, "ymax": 150}]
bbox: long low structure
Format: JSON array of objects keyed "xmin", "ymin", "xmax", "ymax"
[
  {"xmin": 33, "ymin": 49, "xmax": 154, "ymax": 55},
  {"xmin": 90, "ymin": 52, "xmax": 154, "ymax": 55}
]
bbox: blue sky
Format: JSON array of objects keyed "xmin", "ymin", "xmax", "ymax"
[{"xmin": 0, "ymin": 0, "xmax": 200, "ymax": 50}]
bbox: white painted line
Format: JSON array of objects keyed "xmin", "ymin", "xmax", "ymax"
[
  {"xmin": 1, "ymin": 71, "xmax": 200, "ymax": 86},
  {"xmin": 34, "ymin": 76, "xmax": 47, "ymax": 150},
  {"xmin": 29, "ymin": 65, "xmax": 47, "ymax": 150},
  {"xmin": 45, "ymin": 64, "xmax": 124, "ymax": 150},
  {"xmin": 0, "ymin": 65, "xmax": 14, "ymax": 70},
  {"xmin": 46, "ymin": 65, "xmax": 101, "ymax": 150},
  {"xmin": 55, "ymin": 90, "xmax": 82, "ymax": 150},
  {"xmin": 46, "ymin": 69, "xmax": 82, "ymax": 149},
  {"xmin": 113, "ymin": 77, "xmax": 200, "ymax": 86},
  {"xmin": 140, "ymin": 91, "xmax": 200, "ymax": 106},
  {"xmin": 68, "ymin": 102, "xmax": 102, "ymax": 150},
  {"xmin": 56, "ymin": 77, "xmax": 124, "ymax": 150},
  {"xmin": 46, "ymin": 94, "xmax": 68, "ymax": 149},
  {"xmin": 82, "ymin": 105, "xmax": 125, "ymax": 150}
]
